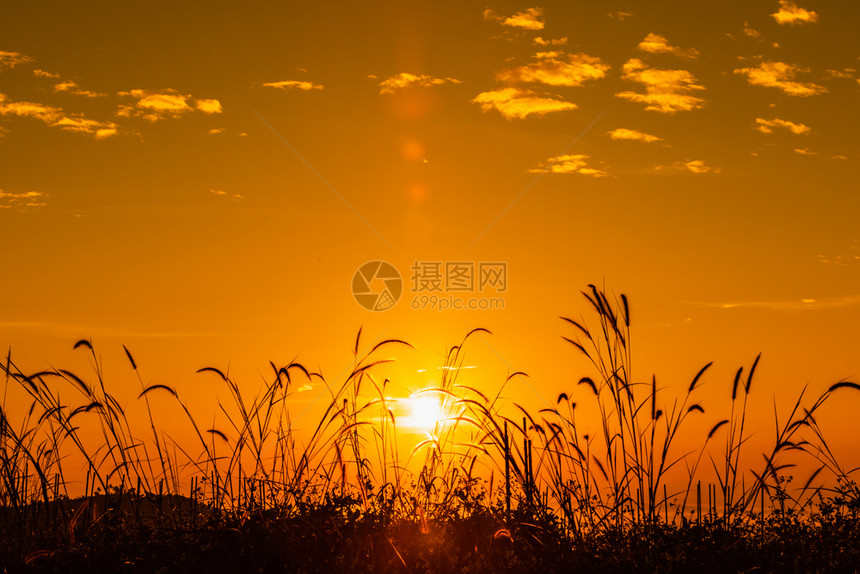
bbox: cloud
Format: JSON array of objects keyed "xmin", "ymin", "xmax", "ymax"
[
  {"xmin": 33, "ymin": 69, "xmax": 60, "ymax": 78},
  {"xmin": 262, "ymin": 80, "xmax": 324, "ymax": 91},
  {"xmin": 0, "ymin": 50, "xmax": 33, "ymax": 71},
  {"xmin": 378, "ymin": 72, "xmax": 461, "ymax": 94},
  {"xmin": 697, "ymin": 295, "xmax": 860, "ymax": 311},
  {"xmin": 0, "ymin": 190, "xmax": 47, "ymax": 209},
  {"xmin": 117, "ymin": 89, "xmax": 223, "ymax": 121},
  {"xmin": 607, "ymin": 128, "xmax": 662, "ymax": 143},
  {"xmin": 502, "ymin": 8, "xmax": 545, "ymax": 30},
  {"xmin": 53, "ymin": 81, "xmax": 107, "ymax": 98},
  {"xmin": 210, "ymin": 189, "xmax": 243, "ymax": 201},
  {"xmin": 534, "ymin": 36, "xmax": 567, "ymax": 46},
  {"xmin": 680, "ymin": 159, "xmax": 716, "ymax": 174},
  {"xmin": 615, "ymin": 58, "xmax": 705, "ymax": 113},
  {"xmin": 794, "ymin": 147, "xmax": 816, "ymax": 155},
  {"xmin": 0, "ymin": 92, "xmax": 117, "ymax": 138},
  {"xmin": 734, "ymin": 61, "xmax": 826, "ymax": 96},
  {"xmin": 754, "ymin": 117, "xmax": 811, "ymax": 135},
  {"xmin": 0, "ymin": 93, "xmax": 63, "ymax": 123},
  {"xmin": 825, "ymin": 68, "xmax": 855, "ymax": 79},
  {"xmin": 637, "ymin": 33, "xmax": 699, "ymax": 59},
  {"xmin": 608, "ymin": 10, "xmax": 633, "ymax": 20},
  {"xmin": 743, "ymin": 22, "xmax": 761, "ymax": 38},
  {"xmin": 656, "ymin": 159, "xmax": 718, "ymax": 174},
  {"xmin": 207, "ymin": 127, "xmax": 225, "ymax": 135},
  {"xmin": 195, "ymin": 98, "xmax": 223, "ymax": 114},
  {"xmin": 771, "ymin": 0, "xmax": 818, "ymax": 25},
  {"xmin": 472, "ymin": 88, "xmax": 577, "ymax": 119},
  {"xmin": 529, "ymin": 154, "xmax": 607, "ymax": 176},
  {"xmin": 819, "ymin": 241, "xmax": 860, "ymax": 266},
  {"xmin": 497, "ymin": 52, "xmax": 610, "ymax": 87},
  {"xmin": 52, "ymin": 116, "xmax": 118, "ymax": 139}
]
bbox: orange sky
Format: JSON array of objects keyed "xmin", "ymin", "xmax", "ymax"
[{"xmin": 1, "ymin": 2, "xmax": 859, "ymax": 471}]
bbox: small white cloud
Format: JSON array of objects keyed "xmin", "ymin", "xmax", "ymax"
[
  {"xmin": 118, "ymin": 89, "xmax": 223, "ymax": 121},
  {"xmin": 608, "ymin": 10, "xmax": 633, "ymax": 21},
  {"xmin": 743, "ymin": 22, "xmax": 761, "ymax": 38},
  {"xmin": 378, "ymin": 73, "xmax": 460, "ymax": 94},
  {"xmin": 734, "ymin": 61, "xmax": 827, "ymax": 96},
  {"xmin": 0, "ymin": 92, "xmax": 117, "ymax": 138},
  {"xmin": 534, "ymin": 36, "xmax": 568, "ymax": 46},
  {"xmin": 607, "ymin": 128, "xmax": 662, "ymax": 143},
  {"xmin": 680, "ymin": 159, "xmax": 717, "ymax": 174},
  {"xmin": 529, "ymin": 154, "xmax": 608, "ymax": 176},
  {"xmin": 637, "ymin": 33, "xmax": 699, "ymax": 59},
  {"xmin": 472, "ymin": 88, "xmax": 577, "ymax": 119},
  {"xmin": 262, "ymin": 80, "xmax": 324, "ymax": 91},
  {"xmin": 503, "ymin": 7, "xmax": 545, "ymax": 30},
  {"xmin": 0, "ymin": 190, "xmax": 47, "ymax": 209},
  {"xmin": 771, "ymin": 0, "xmax": 818, "ymax": 25},
  {"xmin": 195, "ymin": 99, "xmax": 223, "ymax": 114},
  {"xmin": 0, "ymin": 50, "xmax": 33, "ymax": 71},
  {"xmin": 616, "ymin": 58, "xmax": 706, "ymax": 113},
  {"xmin": 33, "ymin": 69, "xmax": 60, "ymax": 78},
  {"xmin": 497, "ymin": 52, "xmax": 610, "ymax": 87},
  {"xmin": 754, "ymin": 117, "xmax": 811, "ymax": 135},
  {"xmin": 53, "ymin": 81, "xmax": 107, "ymax": 98}
]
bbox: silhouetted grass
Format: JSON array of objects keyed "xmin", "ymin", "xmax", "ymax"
[{"xmin": 2, "ymin": 285, "xmax": 859, "ymax": 573}]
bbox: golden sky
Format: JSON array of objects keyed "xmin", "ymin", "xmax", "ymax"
[{"xmin": 1, "ymin": 2, "xmax": 859, "ymax": 458}]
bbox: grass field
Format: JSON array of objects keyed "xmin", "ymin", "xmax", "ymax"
[{"xmin": 3, "ymin": 285, "xmax": 859, "ymax": 573}]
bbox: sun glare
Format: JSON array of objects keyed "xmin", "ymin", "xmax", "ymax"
[{"xmin": 404, "ymin": 394, "xmax": 445, "ymax": 431}]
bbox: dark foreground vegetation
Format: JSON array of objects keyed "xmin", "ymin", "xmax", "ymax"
[{"xmin": 3, "ymin": 286, "xmax": 859, "ymax": 573}]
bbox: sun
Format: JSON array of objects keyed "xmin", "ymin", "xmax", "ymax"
[{"xmin": 404, "ymin": 395, "xmax": 445, "ymax": 431}]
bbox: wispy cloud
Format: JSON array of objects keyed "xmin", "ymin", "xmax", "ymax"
[
  {"xmin": 210, "ymin": 188, "xmax": 244, "ymax": 201},
  {"xmin": 53, "ymin": 116, "xmax": 118, "ymax": 138},
  {"xmin": 0, "ymin": 92, "xmax": 117, "ymax": 138},
  {"xmin": 655, "ymin": 159, "xmax": 718, "ymax": 174},
  {"xmin": 743, "ymin": 22, "xmax": 761, "ymax": 39},
  {"xmin": 534, "ymin": 36, "xmax": 567, "ymax": 47},
  {"xmin": 818, "ymin": 241, "xmax": 860, "ymax": 266},
  {"xmin": 262, "ymin": 80, "xmax": 324, "ymax": 91},
  {"xmin": 0, "ymin": 50, "xmax": 33, "ymax": 71},
  {"xmin": 794, "ymin": 147, "xmax": 816, "ymax": 155},
  {"xmin": 680, "ymin": 159, "xmax": 717, "ymax": 174},
  {"xmin": 33, "ymin": 69, "xmax": 59, "ymax": 78},
  {"xmin": 54, "ymin": 80, "xmax": 107, "ymax": 98},
  {"xmin": 0, "ymin": 190, "xmax": 47, "ymax": 209},
  {"xmin": 734, "ymin": 61, "xmax": 827, "ymax": 96},
  {"xmin": 528, "ymin": 154, "xmax": 607, "ymax": 177},
  {"xmin": 607, "ymin": 128, "xmax": 662, "ymax": 143},
  {"xmin": 117, "ymin": 89, "xmax": 223, "ymax": 122},
  {"xmin": 824, "ymin": 68, "xmax": 856, "ymax": 80},
  {"xmin": 771, "ymin": 0, "xmax": 818, "ymax": 25},
  {"xmin": 378, "ymin": 72, "xmax": 461, "ymax": 94},
  {"xmin": 694, "ymin": 295, "xmax": 860, "ymax": 311},
  {"xmin": 637, "ymin": 33, "xmax": 699, "ymax": 59},
  {"xmin": 608, "ymin": 10, "xmax": 633, "ymax": 21},
  {"xmin": 472, "ymin": 87, "xmax": 577, "ymax": 119},
  {"xmin": 497, "ymin": 51, "xmax": 610, "ymax": 87},
  {"xmin": 754, "ymin": 117, "xmax": 811, "ymax": 135},
  {"xmin": 616, "ymin": 58, "xmax": 705, "ymax": 113}
]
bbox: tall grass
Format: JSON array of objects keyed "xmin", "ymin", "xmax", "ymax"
[{"xmin": 1, "ymin": 285, "xmax": 859, "ymax": 569}]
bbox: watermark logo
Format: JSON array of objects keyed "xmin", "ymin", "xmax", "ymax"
[
  {"xmin": 352, "ymin": 260, "xmax": 507, "ymax": 312},
  {"xmin": 352, "ymin": 261, "xmax": 403, "ymax": 311}
]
